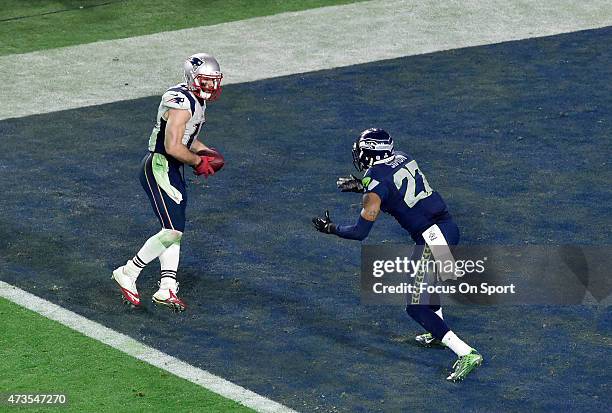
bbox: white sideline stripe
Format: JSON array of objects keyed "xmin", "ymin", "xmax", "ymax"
[
  {"xmin": 0, "ymin": 281, "xmax": 297, "ymax": 413},
  {"xmin": 1, "ymin": 0, "xmax": 612, "ymax": 120}
]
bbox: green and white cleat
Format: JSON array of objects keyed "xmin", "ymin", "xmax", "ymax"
[
  {"xmin": 447, "ymin": 350, "xmax": 483, "ymax": 382},
  {"xmin": 415, "ymin": 332, "xmax": 446, "ymax": 348}
]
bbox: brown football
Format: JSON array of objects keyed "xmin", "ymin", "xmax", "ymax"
[{"xmin": 196, "ymin": 148, "xmax": 224, "ymax": 172}]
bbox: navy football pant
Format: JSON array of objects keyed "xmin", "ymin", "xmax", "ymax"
[
  {"xmin": 139, "ymin": 153, "xmax": 187, "ymax": 232},
  {"xmin": 405, "ymin": 219, "xmax": 460, "ymax": 340}
]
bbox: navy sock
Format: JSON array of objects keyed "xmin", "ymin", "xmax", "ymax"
[{"xmin": 406, "ymin": 305, "xmax": 450, "ymax": 340}]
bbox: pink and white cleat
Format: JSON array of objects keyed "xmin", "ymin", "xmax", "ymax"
[
  {"xmin": 152, "ymin": 281, "xmax": 186, "ymax": 312},
  {"xmin": 111, "ymin": 266, "xmax": 140, "ymax": 307}
]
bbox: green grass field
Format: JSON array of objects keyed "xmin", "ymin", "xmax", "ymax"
[
  {"xmin": 0, "ymin": 0, "xmax": 365, "ymax": 56},
  {"xmin": 0, "ymin": 298, "xmax": 253, "ymax": 412}
]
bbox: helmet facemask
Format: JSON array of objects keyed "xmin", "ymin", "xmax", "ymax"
[
  {"xmin": 352, "ymin": 139, "xmax": 365, "ymax": 172},
  {"xmin": 193, "ymin": 73, "xmax": 223, "ymax": 101}
]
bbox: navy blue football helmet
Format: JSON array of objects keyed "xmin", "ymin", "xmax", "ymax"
[{"xmin": 352, "ymin": 128, "xmax": 395, "ymax": 171}]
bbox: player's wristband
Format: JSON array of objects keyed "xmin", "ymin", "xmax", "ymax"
[{"xmin": 333, "ymin": 215, "xmax": 373, "ymax": 241}]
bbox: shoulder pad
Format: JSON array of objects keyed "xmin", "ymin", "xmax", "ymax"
[
  {"xmin": 161, "ymin": 89, "xmax": 194, "ymax": 112},
  {"xmin": 362, "ymin": 175, "xmax": 380, "ymax": 191}
]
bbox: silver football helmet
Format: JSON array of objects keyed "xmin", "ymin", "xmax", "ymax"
[{"xmin": 183, "ymin": 53, "xmax": 223, "ymax": 101}]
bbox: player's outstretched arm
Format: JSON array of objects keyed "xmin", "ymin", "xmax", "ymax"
[{"xmin": 312, "ymin": 193, "xmax": 381, "ymax": 241}]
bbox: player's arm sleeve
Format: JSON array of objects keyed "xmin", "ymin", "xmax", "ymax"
[
  {"xmin": 331, "ymin": 215, "xmax": 374, "ymax": 241},
  {"xmin": 331, "ymin": 174, "xmax": 386, "ymax": 241}
]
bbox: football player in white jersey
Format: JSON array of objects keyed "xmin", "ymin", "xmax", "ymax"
[{"xmin": 112, "ymin": 53, "xmax": 223, "ymax": 312}]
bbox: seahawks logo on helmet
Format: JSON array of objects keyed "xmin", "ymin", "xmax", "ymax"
[{"xmin": 352, "ymin": 128, "xmax": 395, "ymax": 171}]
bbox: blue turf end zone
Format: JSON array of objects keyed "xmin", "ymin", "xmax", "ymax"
[{"xmin": 0, "ymin": 27, "xmax": 611, "ymax": 412}]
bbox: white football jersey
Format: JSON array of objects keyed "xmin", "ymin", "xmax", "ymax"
[{"xmin": 148, "ymin": 83, "xmax": 206, "ymax": 158}]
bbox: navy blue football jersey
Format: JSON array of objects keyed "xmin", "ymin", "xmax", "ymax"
[{"xmin": 362, "ymin": 151, "xmax": 451, "ymax": 241}]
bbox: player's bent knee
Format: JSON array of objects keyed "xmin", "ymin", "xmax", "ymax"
[{"xmin": 157, "ymin": 229, "xmax": 183, "ymax": 247}]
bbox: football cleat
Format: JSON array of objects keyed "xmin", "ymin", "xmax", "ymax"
[
  {"xmin": 447, "ymin": 349, "xmax": 483, "ymax": 382},
  {"xmin": 152, "ymin": 282, "xmax": 186, "ymax": 312},
  {"xmin": 415, "ymin": 332, "xmax": 446, "ymax": 348},
  {"xmin": 111, "ymin": 266, "xmax": 140, "ymax": 306}
]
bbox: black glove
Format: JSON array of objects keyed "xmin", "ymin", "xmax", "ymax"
[
  {"xmin": 312, "ymin": 210, "xmax": 336, "ymax": 234},
  {"xmin": 336, "ymin": 174, "xmax": 364, "ymax": 193}
]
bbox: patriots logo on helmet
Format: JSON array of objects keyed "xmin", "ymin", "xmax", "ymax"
[{"xmin": 190, "ymin": 57, "xmax": 204, "ymax": 69}]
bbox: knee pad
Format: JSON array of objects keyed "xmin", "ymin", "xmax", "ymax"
[{"xmin": 157, "ymin": 229, "xmax": 182, "ymax": 247}]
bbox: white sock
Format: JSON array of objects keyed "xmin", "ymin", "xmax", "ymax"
[
  {"xmin": 442, "ymin": 331, "xmax": 472, "ymax": 357},
  {"xmin": 138, "ymin": 232, "xmax": 170, "ymax": 262},
  {"xmin": 159, "ymin": 243, "xmax": 180, "ymax": 290},
  {"xmin": 159, "ymin": 275, "xmax": 177, "ymax": 290},
  {"xmin": 124, "ymin": 255, "xmax": 146, "ymax": 277},
  {"xmin": 435, "ymin": 307, "xmax": 444, "ymax": 320},
  {"xmin": 124, "ymin": 229, "xmax": 182, "ymax": 277}
]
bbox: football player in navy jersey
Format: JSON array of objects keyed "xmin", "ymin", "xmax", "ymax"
[
  {"xmin": 313, "ymin": 128, "xmax": 482, "ymax": 381},
  {"xmin": 112, "ymin": 53, "xmax": 223, "ymax": 312}
]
